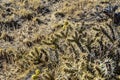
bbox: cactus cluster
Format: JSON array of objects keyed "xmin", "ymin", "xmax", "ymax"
[
  {"xmin": 0, "ymin": 0, "xmax": 120, "ymax": 80},
  {"xmin": 27, "ymin": 20, "xmax": 120, "ymax": 80}
]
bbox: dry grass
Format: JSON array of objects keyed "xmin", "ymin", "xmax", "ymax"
[{"xmin": 0, "ymin": 0, "xmax": 120, "ymax": 80}]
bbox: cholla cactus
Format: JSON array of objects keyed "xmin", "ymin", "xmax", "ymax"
[
  {"xmin": 99, "ymin": 58, "xmax": 115, "ymax": 77},
  {"xmin": 94, "ymin": 76, "xmax": 105, "ymax": 80}
]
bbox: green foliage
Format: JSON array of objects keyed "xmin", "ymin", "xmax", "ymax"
[
  {"xmin": 31, "ymin": 74, "xmax": 39, "ymax": 80},
  {"xmin": 35, "ymin": 69, "xmax": 40, "ymax": 75}
]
